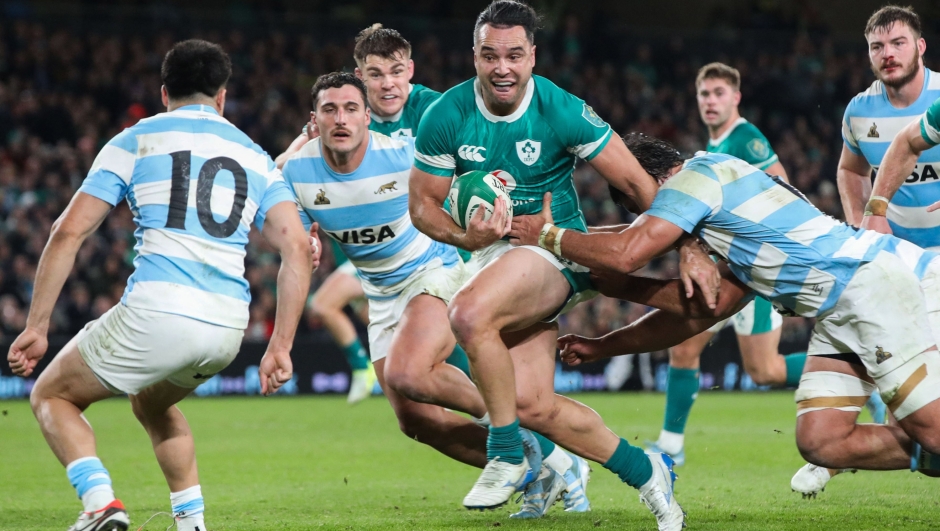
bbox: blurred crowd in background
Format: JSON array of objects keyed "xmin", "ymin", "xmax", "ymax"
[{"xmin": 0, "ymin": 2, "xmax": 909, "ymax": 347}]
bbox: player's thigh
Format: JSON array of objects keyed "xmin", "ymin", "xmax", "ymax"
[
  {"xmin": 310, "ymin": 266, "xmax": 365, "ymax": 312},
  {"xmin": 504, "ymin": 322, "xmax": 560, "ymax": 414},
  {"xmin": 794, "ymin": 356, "xmax": 872, "ymax": 448},
  {"xmin": 31, "ymin": 335, "xmax": 115, "ymax": 410},
  {"xmin": 386, "ymin": 294, "xmax": 457, "ymax": 377},
  {"xmin": 668, "ymin": 330, "xmax": 714, "ymax": 368},
  {"xmin": 451, "ymin": 247, "xmax": 571, "ymax": 334}
]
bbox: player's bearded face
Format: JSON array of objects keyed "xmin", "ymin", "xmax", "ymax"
[
  {"xmin": 696, "ymin": 78, "xmax": 739, "ymax": 129},
  {"xmin": 315, "ymin": 86, "xmax": 370, "ymax": 156},
  {"xmin": 474, "ymin": 24, "xmax": 535, "ymax": 113},
  {"xmin": 359, "ymin": 53, "xmax": 414, "ymax": 118},
  {"xmin": 868, "ymin": 24, "xmax": 923, "ymax": 89}
]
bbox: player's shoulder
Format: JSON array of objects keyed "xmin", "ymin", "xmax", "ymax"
[
  {"xmin": 730, "ymin": 120, "xmax": 769, "ymax": 142},
  {"xmin": 370, "ymin": 130, "xmax": 414, "ymax": 155},
  {"xmin": 845, "ymin": 80, "xmax": 886, "ymax": 116},
  {"xmin": 409, "ymin": 84, "xmax": 443, "ymax": 110},
  {"xmin": 434, "ymin": 78, "xmax": 475, "ymax": 109},
  {"xmin": 416, "ymin": 80, "xmax": 473, "ymax": 137}
]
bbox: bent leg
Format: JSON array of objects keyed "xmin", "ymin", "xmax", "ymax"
[
  {"xmin": 129, "ymin": 382, "xmax": 200, "ymax": 492},
  {"xmin": 795, "ymin": 356, "xmax": 911, "ymax": 470},
  {"xmin": 384, "ymin": 294, "xmax": 486, "ymax": 417},
  {"xmin": 309, "ymin": 268, "xmax": 369, "ymax": 370},
  {"xmin": 737, "ymin": 328, "xmax": 788, "ymax": 387},
  {"xmin": 375, "ymin": 358, "xmax": 487, "ymax": 468},
  {"xmin": 30, "ymin": 337, "xmax": 116, "ymax": 465}
]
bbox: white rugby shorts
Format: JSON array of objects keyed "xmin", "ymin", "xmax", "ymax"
[
  {"xmin": 77, "ymin": 303, "xmax": 244, "ymax": 395},
  {"xmin": 800, "ymin": 252, "xmax": 940, "ymax": 419},
  {"xmin": 367, "ymin": 261, "xmax": 466, "ymax": 363}
]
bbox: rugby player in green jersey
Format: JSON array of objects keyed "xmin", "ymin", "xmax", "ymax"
[
  {"xmin": 275, "ymin": 25, "xmax": 473, "ymax": 404},
  {"xmin": 409, "ymin": 1, "xmax": 715, "ymax": 526},
  {"xmin": 646, "ymin": 62, "xmax": 808, "ymax": 467}
]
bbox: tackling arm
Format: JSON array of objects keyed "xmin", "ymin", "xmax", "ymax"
[
  {"xmin": 836, "ymin": 145, "xmax": 874, "ymax": 227},
  {"xmin": 557, "ymin": 214, "xmax": 686, "ymax": 275}
]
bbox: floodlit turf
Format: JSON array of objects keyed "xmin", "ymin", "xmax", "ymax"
[{"xmin": 1, "ymin": 392, "xmax": 938, "ymax": 530}]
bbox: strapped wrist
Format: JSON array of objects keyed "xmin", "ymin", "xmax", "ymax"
[
  {"xmin": 864, "ymin": 195, "xmax": 889, "ymax": 217},
  {"xmin": 538, "ymin": 223, "xmax": 566, "ymax": 257}
]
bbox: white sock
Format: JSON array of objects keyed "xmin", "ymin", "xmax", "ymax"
[
  {"xmin": 171, "ymin": 485, "xmax": 205, "ymax": 531},
  {"xmin": 657, "ymin": 430, "xmax": 684, "ymax": 455},
  {"xmin": 543, "ymin": 447, "xmax": 574, "ymax": 475},
  {"xmin": 472, "ymin": 412, "xmax": 490, "ymax": 427},
  {"xmin": 82, "ymin": 484, "xmax": 115, "ymax": 513}
]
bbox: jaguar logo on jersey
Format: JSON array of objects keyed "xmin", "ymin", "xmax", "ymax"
[
  {"xmin": 868, "ymin": 123, "xmax": 880, "ymax": 138},
  {"xmin": 490, "ymin": 170, "xmax": 517, "ymax": 192},
  {"xmin": 374, "ymin": 181, "xmax": 398, "ymax": 194},
  {"xmin": 875, "ymin": 346, "xmax": 893, "ymax": 364},
  {"xmin": 314, "ymin": 189, "xmax": 330, "ymax": 205},
  {"xmin": 516, "ymin": 140, "xmax": 541, "ymax": 166},
  {"xmin": 458, "ymin": 145, "xmax": 487, "ymax": 162},
  {"xmin": 581, "ymin": 103, "xmax": 606, "ymax": 128}
]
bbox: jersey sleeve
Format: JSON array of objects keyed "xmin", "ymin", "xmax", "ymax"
[
  {"xmin": 919, "ymin": 97, "xmax": 940, "ymax": 147},
  {"xmin": 78, "ymin": 128, "xmax": 137, "ymax": 206},
  {"xmin": 731, "ymin": 126, "xmax": 778, "ymax": 170},
  {"xmin": 279, "ymin": 158, "xmax": 316, "ymax": 232},
  {"xmin": 413, "ymin": 87, "xmax": 443, "ymax": 121},
  {"xmin": 544, "ymin": 85, "xmax": 612, "ymax": 161},
  {"xmin": 645, "ymin": 167, "xmax": 722, "ymax": 233},
  {"xmin": 253, "ymin": 165, "xmax": 298, "ymax": 231},
  {"xmin": 842, "ymin": 101, "xmax": 863, "ymax": 156},
  {"xmin": 414, "ymin": 97, "xmax": 459, "ymax": 177}
]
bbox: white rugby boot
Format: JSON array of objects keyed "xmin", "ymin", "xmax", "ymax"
[
  {"xmin": 638, "ymin": 452, "xmax": 685, "ymax": 531},
  {"xmin": 463, "ymin": 457, "xmax": 535, "ymax": 510},
  {"xmin": 67, "ymin": 499, "xmax": 129, "ymax": 531},
  {"xmin": 510, "ymin": 465, "xmax": 567, "ymax": 518},
  {"xmin": 347, "ymin": 364, "xmax": 377, "ymax": 404},
  {"xmin": 562, "ymin": 453, "xmax": 592, "ymax": 512},
  {"xmin": 790, "ymin": 463, "xmax": 855, "ymax": 499}
]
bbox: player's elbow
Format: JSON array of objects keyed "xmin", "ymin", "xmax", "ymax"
[{"xmin": 49, "ymin": 216, "xmax": 86, "ymax": 245}]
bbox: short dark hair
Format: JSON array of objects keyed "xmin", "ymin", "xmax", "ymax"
[
  {"xmin": 354, "ymin": 24, "xmax": 412, "ymax": 65},
  {"xmin": 311, "ymin": 72, "xmax": 368, "ymax": 109},
  {"xmin": 609, "ymin": 133, "xmax": 683, "ymax": 211},
  {"xmin": 161, "ymin": 39, "xmax": 232, "ymax": 99},
  {"xmin": 475, "ymin": 1, "xmax": 540, "ymax": 44},
  {"xmin": 865, "ymin": 5, "xmax": 921, "ymax": 38},
  {"xmin": 695, "ymin": 62, "xmax": 741, "ymax": 92}
]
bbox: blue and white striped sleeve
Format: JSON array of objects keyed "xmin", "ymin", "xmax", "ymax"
[
  {"xmin": 841, "ymin": 102, "xmax": 863, "ymax": 156},
  {"xmin": 254, "ymin": 167, "xmax": 299, "ymax": 230},
  {"xmin": 78, "ymin": 129, "xmax": 136, "ymax": 205},
  {"xmin": 645, "ymin": 168, "xmax": 722, "ymax": 233}
]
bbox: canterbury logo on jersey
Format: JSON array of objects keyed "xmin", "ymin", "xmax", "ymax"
[
  {"xmin": 458, "ymin": 145, "xmax": 486, "ymax": 162},
  {"xmin": 327, "ymin": 225, "xmax": 396, "ymax": 244}
]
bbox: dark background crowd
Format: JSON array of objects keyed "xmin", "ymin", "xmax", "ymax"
[{"xmin": 0, "ymin": 0, "xmax": 934, "ymax": 348}]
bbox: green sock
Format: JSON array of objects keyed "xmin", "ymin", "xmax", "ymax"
[
  {"xmin": 531, "ymin": 431, "xmax": 556, "ymax": 458},
  {"xmin": 603, "ymin": 438, "xmax": 653, "ymax": 488},
  {"xmin": 785, "ymin": 352, "xmax": 807, "ymax": 387},
  {"xmin": 663, "ymin": 367, "xmax": 699, "ymax": 434},
  {"xmin": 445, "ymin": 344, "xmax": 472, "ymax": 378},
  {"xmin": 487, "ymin": 419, "xmax": 525, "ymax": 465},
  {"xmin": 341, "ymin": 338, "xmax": 370, "ymax": 371}
]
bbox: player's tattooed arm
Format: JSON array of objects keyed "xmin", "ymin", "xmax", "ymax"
[
  {"xmin": 409, "ymin": 166, "xmax": 510, "ymax": 251},
  {"xmin": 836, "ymin": 144, "xmax": 874, "ymax": 227},
  {"xmin": 863, "ymin": 120, "xmax": 933, "ymax": 233},
  {"xmin": 259, "ymin": 202, "xmax": 315, "ymax": 395},
  {"xmin": 8, "ymin": 192, "xmax": 111, "ymax": 376}
]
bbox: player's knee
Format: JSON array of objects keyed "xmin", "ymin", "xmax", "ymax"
[
  {"xmin": 795, "ymin": 423, "xmax": 841, "ymax": 467},
  {"xmin": 448, "ymin": 294, "xmax": 488, "ymax": 347},
  {"xmin": 385, "ymin": 363, "xmax": 431, "ymax": 403},
  {"xmin": 747, "ymin": 368, "xmax": 777, "ymax": 386},
  {"xmin": 395, "ymin": 408, "xmax": 437, "ymax": 441},
  {"xmin": 669, "ymin": 346, "xmax": 700, "ymax": 369},
  {"xmin": 516, "ymin": 394, "xmax": 558, "ymax": 432},
  {"xmin": 306, "ymin": 297, "xmax": 330, "ymax": 320}
]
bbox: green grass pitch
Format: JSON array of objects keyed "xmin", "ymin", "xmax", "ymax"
[{"xmin": 2, "ymin": 392, "xmax": 938, "ymax": 530}]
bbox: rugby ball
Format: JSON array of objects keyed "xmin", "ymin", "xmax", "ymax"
[{"xmin": 446, "ymin": 170, "xmax": 513, "ymax": 229}]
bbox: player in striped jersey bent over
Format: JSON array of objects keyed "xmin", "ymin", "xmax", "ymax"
[{"xmin": 7, "ymin": 40, "xmax": 318, "ymax": 531}]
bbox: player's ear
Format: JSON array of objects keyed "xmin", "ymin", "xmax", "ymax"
[
  {"xmin": 530, "ymin": 45, "xmax": 536, "ymax": 66},
  {"xmin": 406, "ymin": 59, "xmax": 415, "ymax": 80},
  {"xmin": 364, "ymin": 107, "xmax": 371, "ymax": 126},
  {"xmin": 161, "ymin": 86, "xmax": 169, "ymax": 109},
  {"xmin": 733, "ymin": 90, "xmax": 741, "ymax": 106},
  {"xmin": 354, "ymin": 67, "xmax": 363, "ymax": 80},
  {"xmin": 918, "ymin": 37, "xmax": 927, "ymax": 57},
  {"xmin": 216, "ymin": 88, "xmax": 227, "ymax": 115}
]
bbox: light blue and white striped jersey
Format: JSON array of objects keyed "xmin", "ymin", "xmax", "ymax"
[
  {"xmin": 78, "ymin": 104, "xmax": 295, "ymax": 329},
  {"xmin": 646, "ymin": 153, "xmax": 937, "ymax": 317},
  {"xmin": 283, "ymin": 131, "xmax": 459, "ymax": 300},
  {"xmin": 842, "ymin": 67, "xmax": 940, "ymax": 250}
]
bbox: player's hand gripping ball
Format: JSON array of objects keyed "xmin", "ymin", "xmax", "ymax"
[{"xmin": 446, "ymin": 170, "xmax": 513, "ymax": 229}]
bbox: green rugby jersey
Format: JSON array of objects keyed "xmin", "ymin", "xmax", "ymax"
[
  {"xmin": 369, "ymin": 84, "xmax": 440, "ymax": 139},
  {"xmin": 706, "ymin": 117, "xmax": 778, "ymax": 170},
  {"xmin": 414, "ymin": 75, "xmax": 613, "ymax": 232}
]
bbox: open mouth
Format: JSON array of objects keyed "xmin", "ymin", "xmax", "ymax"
[
  {"xmin": 492, "ymin": 80, "xmax": 515, "ymax": 94},
  {"xmin": 381, "ymin": 94, "xmax": 399, "ymax": 101},
  {"xmin": 333, "ymin": 130, "xmax": 351, "ymax": 139}
]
